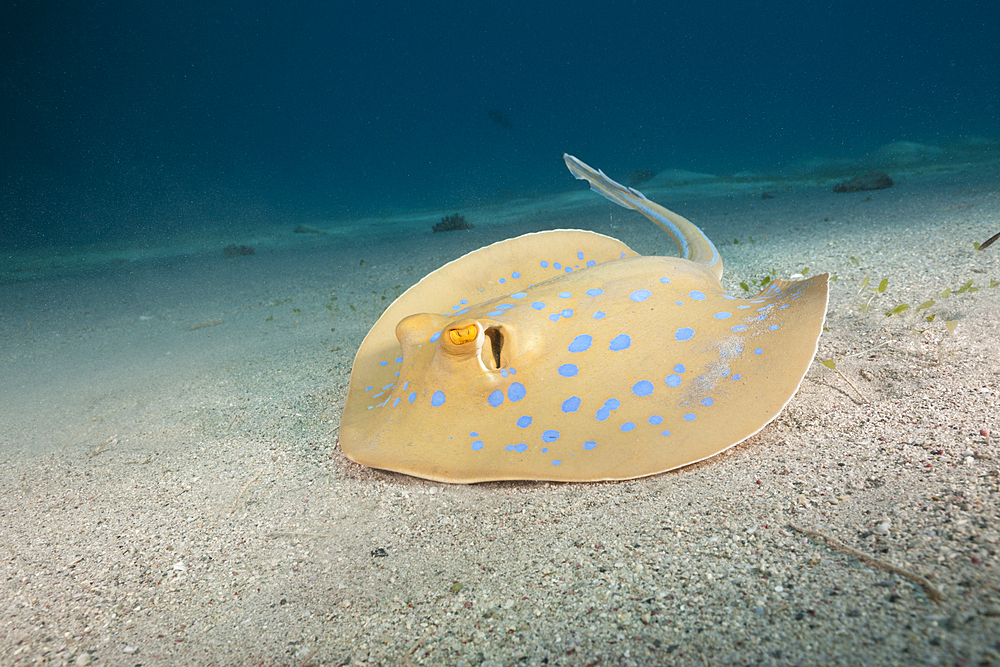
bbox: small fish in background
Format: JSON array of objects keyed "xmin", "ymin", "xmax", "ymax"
[
  {"xmin": 627, "ymin": 168, "xmax": 657, "ymax": 187},
  {"xmin": 487, "ymin": 108, "xmax": 511, "ymax": 129}
]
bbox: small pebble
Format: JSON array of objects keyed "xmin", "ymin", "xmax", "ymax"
[
  {"xmin": 75, "ymin": 653, "xmax": 92, "ymax": 666},
  {"xmin": 874, "ymin": 520, "xmax": 891, "ymax": 535}
]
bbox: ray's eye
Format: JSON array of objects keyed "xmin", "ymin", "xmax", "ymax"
[{"xmin": 448, "ymin": 324, "xmax": 478, "ymax": 345}]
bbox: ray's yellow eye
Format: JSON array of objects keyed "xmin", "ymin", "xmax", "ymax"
[{"xmin": 448, "ymin": 324, "xmax": 478, "ymax": 345}]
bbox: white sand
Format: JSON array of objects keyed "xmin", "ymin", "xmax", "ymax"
[{"xmin": 2, "ymin": 162, "xmax": 1000, "ymax": 666}]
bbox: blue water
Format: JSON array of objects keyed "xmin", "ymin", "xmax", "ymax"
[{"xmin": 1, "ymin": 0, "xmax": 997, "ymax": 250}]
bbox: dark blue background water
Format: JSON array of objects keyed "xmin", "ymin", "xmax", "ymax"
[{"xmin": 2, "ymin": 0, "xmax": 996, "ymax": 248}]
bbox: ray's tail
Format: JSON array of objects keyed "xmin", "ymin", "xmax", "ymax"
[{"xmin": 564, "ymin": 154, "xmax": 722, "ymax": 280}]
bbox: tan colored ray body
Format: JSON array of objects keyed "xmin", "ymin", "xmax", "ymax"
[{"xmin": 339, "ymin": 156, "xmax": 829, "ymax": 483}]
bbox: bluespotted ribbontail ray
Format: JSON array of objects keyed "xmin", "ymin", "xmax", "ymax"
[{"xmin": 338, "ymin": 155, "xmax": 829, "ymax": 483}]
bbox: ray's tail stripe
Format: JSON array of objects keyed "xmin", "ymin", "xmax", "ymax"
[{"xmin": 563, "ymin": 154, "xmax": 722, "ymax": 280}]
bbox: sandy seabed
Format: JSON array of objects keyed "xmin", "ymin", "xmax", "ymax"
[{"xmin": 2, "ymin": 164, "xmax": 1000, "ymax": 666}]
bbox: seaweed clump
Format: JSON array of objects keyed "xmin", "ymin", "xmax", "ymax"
[
  {"xmin": 833, "ymin": 172, "xmax": 894, "ymax": 193},
  {"xmin": 433, "ymin": 214, "xmax": 474, "ymax": 233},
  {"xmin": 223, "ymin": 244, "xmax": 255, "ymax": 257}
]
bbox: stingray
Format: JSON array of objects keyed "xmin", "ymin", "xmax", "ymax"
[{"xmin": 339, "ymin": 155, "xmax": 829, "ymax": 483}]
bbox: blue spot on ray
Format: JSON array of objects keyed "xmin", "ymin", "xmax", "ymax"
[
  {"xmin": 558, "ymin": 364, "xmax": 578, "ymax": 377},
  {"xmin": 632, "ymin": 380, "xmax": 654, "ymax": 397},
  {"xmin": 629, "ymin": 289, "xmax": 652, "ymax": 302},
  {"xmin": 562, "ymin": 396, "xmax": 581, "ymax": 413},
  {"xmin": 609, "ymin": 334, "xmax": 631, "ymax": 351},
  {"xmin": 508, "ymin": 382, "xmax": 527, "ymax": 401}
]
